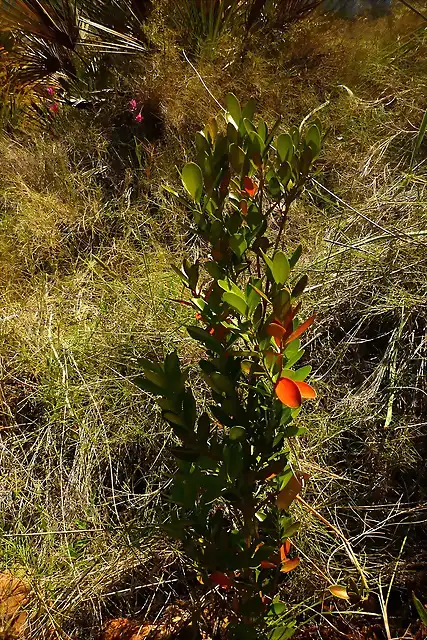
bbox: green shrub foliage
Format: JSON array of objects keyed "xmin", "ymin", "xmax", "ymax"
[{"xmin": 137, "ymin": 94, "xmax": 322, "ymax": 639}]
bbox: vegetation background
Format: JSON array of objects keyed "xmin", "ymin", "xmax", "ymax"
[{"xmin": 0, "ymin": 0, "xmax": 427, "ymax": 637}]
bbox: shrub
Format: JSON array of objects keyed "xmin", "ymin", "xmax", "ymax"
[{"xmin": 137, "ymin": 94, "xmax": 322, "ymax": 638}]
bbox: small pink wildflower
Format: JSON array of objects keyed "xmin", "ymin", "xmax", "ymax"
[
  {"xmin": 49, "ymin": 102, "xmax": 59, "ymax": 114},
  {"xmin": 47, "ymin": 86, "xmax": 55, "ymax": 96},
  {"xmin": 135, "ymin": 112, "xmax": 143, "ymax": 123},
  {"xmin": 129, "ymin": 99, "xmax": 137, "ymax": 111}
]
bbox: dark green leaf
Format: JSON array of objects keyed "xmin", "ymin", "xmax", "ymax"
[
  {"xmin": 163, "ymin": 411, "xmax": 187, "ymax": 427},
  {"xmin": 243, "ymin": 118, "xmax": 257, "ymax": 135},
  {"xmin": 133, "ymin": 376, "xmax": 165, "ymax": 396},
  {"xmin": 187, "ymin": 326, "xmax": 224, "ymax": 353},
  {"xmin": 258, "ymin": 119, "xmax": 267, "ymax": 142},
  {"xmin": 210, "ymin": 372, "xmax": 235, "ymax": 395},
  {"xmin": 289, "ymin": 244, "xmax": 302, "ymax": 269},
  {"xmin": 171, "ymin": 447, "xmax": 199, "ymax": 462},
  {"xmin": 204, "ymin": 261, "xmax": 224, "ymax": 280},
  {"xmin": 291, "ymin": 274, "xmax": 308, "ymax": 298},
  {"xmin": 269, "ymin": 176, "xmax": 282, "ymax": 197},
  {"xmin": 229, "ymin": 143, "xmax": 245, "ymax": 174},
  {"xmin": 305, "ymin": 123, "xmax": 321, "ymax": 157},
  {"xmin": 229, "ymin": 426, "xmax": 246, "ymax": 441},
  {"xmin": 182, "ymin": 389, "xmax": 197, "ymax": 428},
  {"xmin": 268, "ymin": 625, "xmax": 296, "ymax": 640}
]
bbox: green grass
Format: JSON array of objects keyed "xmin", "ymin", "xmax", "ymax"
[{"xmin": 1, "ymin": 6, "xmax": 427, "ymax": 638}]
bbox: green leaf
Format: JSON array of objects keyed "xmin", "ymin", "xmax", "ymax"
[
  {"xmin": 289, "ymin": 244, "xmax": 302, "ymax": 269},
  {"xmin": 246, "ymin": 283, "xmax": 262, "ymax": 314},
  {"xmin": 278, "ymin": 161, "xmax": 292, "ymax": 186},
  {"xmin": 305, "ymin": 124, "xmax": 321, "ymax": 156},
  {"xmin": 284, "ymin": 425, "xmax": 307, "ymax": 437},
  {"xmin": 144, "ymin": 369, "xmax": 168, "ymax": 388},
  {"xmin": 413, "ymin": 593, "xmax": 427, "ymax": 625},
  {"xmin": 243, "ymin": 118, "xmax": 257, "ymax": 135},
  {"xmin": 271, "ymin": 602, "xmax": 287, "ymax": 615},
  {"xmin": 282, "ymin": 521, "xmax": 301, "ymax": 537},
  {"xmin": 223, "ymin": 292, "xmax": 248, "ymax": 316},
  {"xmin": 260, "ymin": 249, "xmax": 274, "ymax": 274},
  {"xmin": 182, "ymin": 163, "xmax": 203, "ymax": 202},
  {"xmin": 229, "ymin": 234, "xmax": 247, "ymax": 259},
  {"xmin": 163, "ymin": 411, "xmax": 187, "ymax": 427},
  {"xmin": 292, "ymin": 365, "xmax": 312, "ymax": 381},
  {"xmin": 268, "ymin": 625, "xmax": 296, "ymax": 640},
  {"xmin": 164, "ymin": 351, "xmax": 181, "ymax": 385},
  {"xmin": 229, "ymin": 426, "xmax": 246, "ymax": 441},
  {"xmin": 195, "ymin": 131, "xmax": 210, "ymax": 154},
  {"xmin": 272, "ymin": 251, "xmax": 290, "ymax": 285},
  {"xmin": 273, "ymin": 289, "xmax": 291, "ymax": 319},
  {"xmin": 182, "ymin": 389, "xmax": 197, "ymax": 428},
  {"xmin": 249, "ymin": 130, "xmax": 265, "ymax": 153},
  {"xmin": 277, "ymin": 133, "xmax": 293, "ymax": 163},
  {"xmin": 210, "ymin": 372, "xmax": 235, "ymax": 395},
  {"xmin": 290, "ymin": 125, "xmax": 300, "ymax": 147},
  {"xmin": 204, "ymin": 261, "xmax": 224, "ymax": 280},
  {"xmin": 269, "ymin": 176, "xmax": 282, "ymax": 197},
  {"xmin": 284, "ymin": 349, "xmax": 304, "ymax": 369},
  {"xmin": 171, "ymin": 447, "xmax": 199, "ymax": 462},
  {"xmin": 258, "ymin": 119, "xmax": 267, "ymax": 142},
  {"xmin": 206, "ymin": 117, "xmax": 218, "ymax": 142},
  {"xmin": 226, "ymin": 93, "xmax": 242, "ymax": 128},
  {"xmin": 242, "ymin": 98, "xmax": 256, "ymax": 122}
]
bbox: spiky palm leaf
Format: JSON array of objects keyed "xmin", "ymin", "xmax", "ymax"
[
  {"xmin": 0, "ymin": 0, "xmax": 79, "ymax": 49},
  {"xmin": 0, "ymin": 0, "xmax": 151, "ymax": 89}
]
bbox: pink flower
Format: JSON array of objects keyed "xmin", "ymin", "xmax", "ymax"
[
  {"xmin": 47, "ymin": 86, "xmax": 55, "ymax": 96},
  {"xmin": 135, "ymin": 112, "xmax": 143, "ymax": 123},
  {"xmin": 129, "ymin": 99, "xmax": 137, "ymax": 111},
  {"xmin": 49, "ymin": 102, "xmax": 59, "ymax": 114}
]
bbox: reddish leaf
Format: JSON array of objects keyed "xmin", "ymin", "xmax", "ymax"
[
  {"xmin": 280, "ymin": 540, "xmax": 291, "ymax": 562},
  {"xmin": 260, "ymin": 561, "xmax": 277, "ymax": 569},
  {"xmin": 243, "ymin": 176, "xmax": 258, "ymax": 197},
  {"xmin": 281, "ymin": 301, "xmax": 301, "ymax": 332},
  {"xmin": 170, "ymin": 299, "xmax": 193, "ymax": 307},
  {"xmin": 277, "ymin": 473, "xmax": 303, "ymax": 510},
  {"xmin": 209, "ymin": 572, "xmax": 233, "ymax": 589},
  {"xmin": 329, "ymin": 585, "xmax": 350, "ymax": 600},
  {"xmin": 284, "ymin": 314, "xmax": 315, "ymax": 346},
  {"xmin": 240, "ymin": 200, "xmax": 248, "ymax": 216},
  {"xmin": 274, "ymin": 377, "xmax": 302, "ymax": 408},
  {"xmin": 280, "ymin": 557, "xmax": 300, "ymax": 573},
  {"xmin": 220, "ymin": 171, "xmax": 231, "ymax": 194},
  {"xmin": 294, "ymin": 380, "xmax": 316, "ymax": 399},
  {"xmin": 266, "ymin": 321, "xmax": 286, "ymax": 345}
]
